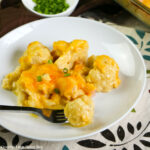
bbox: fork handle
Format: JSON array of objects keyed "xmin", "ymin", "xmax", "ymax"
[{"xmin": 0, "ymin": 105, "xmax": 41, "ymax": 113}]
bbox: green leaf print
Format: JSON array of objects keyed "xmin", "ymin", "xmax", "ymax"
[
  {"xmin": 140, "ymin": 41, "xmax": 144, "ymax": 49},
  {"xmin": 146, "ymin": 70, "xmax": 150, "ymax": 74},
  {"xmin": 143, "ymin": 55, "xmax": 150, "ymax": 61},
  {"xmin": 136, "ymin": 30, "xmax": 145, "ymax": 39},
  {"xmin": 131, "ymin": 108, "xmax": 136, "ymax": 112},
  {"xmin": 126, "ymin": 35, "xmax": 138, "ymax": 45},
  {"xmin": 145, "ymin": 48, "xmax": 150, "ymax": 52},
  {"xmin": 62, "ymin": 145, "xmax": 69, "ymax": 150},
  {"xmin": 147, "ymin": 41, "xmax": 150, "ymax": 45}
]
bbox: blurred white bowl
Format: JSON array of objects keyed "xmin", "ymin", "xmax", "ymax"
[{"xmin": 21, "ymin": 0, "xmax": 79, "ymax": 17}]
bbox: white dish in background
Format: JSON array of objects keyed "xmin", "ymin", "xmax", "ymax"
[
  {"xmin": 21, "ymin": 0, "xmax": 79, "ymax": 17},
  {"xmin": 0, "ymin": 17, "xmax": 146, "ymax": 141}
]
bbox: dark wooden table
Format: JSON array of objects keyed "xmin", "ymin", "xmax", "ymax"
[{"xmin": 0, "ymin": 0, "xmax": 150, "ymax": 37}]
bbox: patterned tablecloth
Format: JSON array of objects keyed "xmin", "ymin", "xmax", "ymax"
[{"xmin": 0, "ymin": 7, "xmax": 150, "ymax": 150}]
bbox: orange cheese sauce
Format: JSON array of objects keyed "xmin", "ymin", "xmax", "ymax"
[
  {"xmin": 18, "ymin": 64, "xmax": 63, "ymax": 93},
  {"xmin": 17, "ymin": 62, "xmax": 95, "ymax": 110}
]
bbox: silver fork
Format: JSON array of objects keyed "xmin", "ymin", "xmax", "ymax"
[{"xmin": 0, "ymin": 105, "xmax": 67, "ymax": 123}]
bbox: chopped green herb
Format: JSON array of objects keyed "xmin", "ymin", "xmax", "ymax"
[
  {"xmin": 63, "ymin": 68, "xmax": 68, "ymax": 73},
  {"xmin": 37, "ymin": 76, "xmax": 42, "ymax": 82},
  {"xmin": 54, "ymin": 88, "xmax": 60, "ymax": 94},
  {"xmin": 48, "ymin": 59, "xmax": 53, "ymax": 64},
  {"xmin": 64, "ymin": 73, "xmax": 71, "ymax": 77},
  {"xmin": 147, "ymin": 70, "xmax": 150, "ymax": 74},
  {"xmin": 131, "ymin": 108, "xmax": 136, "ymax": 113},
  {"xmin": 33, "ymin": 0, "xmax": 69, "ymax": 15}
]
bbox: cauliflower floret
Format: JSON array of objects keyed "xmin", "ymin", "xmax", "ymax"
[
  {"xmin": 56, "ymin": 73, "xmax": 95, "ymax": 100},
  {"xmin": 72, "ymin": 62, "xmax": 89, "ymax": 76},
  {"xmin": 25, "ymin": 94, "xmax": 42, "ymax": 108},
  {"xmin": 52, "ymin": 41, "xmax": 69, "ymax": 59},
  {"xmin": 86, "ymin": 55, "xmax": 96, "ymax": 68},
  {"xmin": 42, "ymin": 93, "xmax": 64, "ymax": 109},
  {"xmin": 15, "ymin": 64, "xmax": 64, "ymax": 108},
  {"xmin": 2, "ymin": 66, "xmax": 22, "ymax": 90},
  {"xmin": 56, "ymin": 76, "xmax": 84, "ymax": 100},
  {"xmin": 64, "ymin": 95, "xmax": 94, "ymax": 127},
  {"xmin": 19, "ymin": 41, "xmax": 53, "ymax": 69},
  {"xmin": 2, "ymin": 42, "xmax": 53, "ymax": 90},
  {"xmin": 86, "ymin": 55, "xmax": 121, "ymax": 92},
  {"xmin": 52, "ymin": 40, "xmax": 88, "ymax": 70}
]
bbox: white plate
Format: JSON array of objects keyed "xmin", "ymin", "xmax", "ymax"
[{"xmin": 0, "ymin": 17, "xmax": 146, "ymax": 141}]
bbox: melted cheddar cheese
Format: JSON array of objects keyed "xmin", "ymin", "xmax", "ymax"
[
  {"xmin": 86, "ymin": 55, "xmax": 120, "ymax": 92},
  {"xmin": 2, "ymin": 40, "xmax": 121, "ymax": 127},
  {"xmin": 52, "ymin": 40, "xmax": 88, "ymax": 70}
]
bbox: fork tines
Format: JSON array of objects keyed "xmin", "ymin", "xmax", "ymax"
[{"xmin": 52, "ymin": 110, "xmax": 67, "ymax": 123}]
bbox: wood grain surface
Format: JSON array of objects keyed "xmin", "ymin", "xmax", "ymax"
[
  {"xmin": 71, "ymin": 0, "xmax": 113, "ymax": 16},
  {"xmin": 0, "ymin": 0, "xmax": 113, "ymax": 37}
]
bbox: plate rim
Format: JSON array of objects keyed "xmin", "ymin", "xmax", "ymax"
[{"xmin": 0, "ymin": 17, "xmax": 147, "ymax": 141}]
